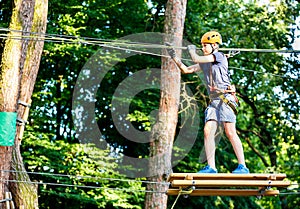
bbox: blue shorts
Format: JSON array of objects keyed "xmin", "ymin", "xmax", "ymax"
[{"xmin": 205, "ymin": 94, "xmax": 237, "ymax": 123}]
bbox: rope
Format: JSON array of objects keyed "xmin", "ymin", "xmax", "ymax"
[
  {"xmin": 0, "ymin": 169, "xmax": 168, "ymax": 185},
  {"xmin": 0, "ymin": 178, "xmax": 166, "ymax": 194},
  {"xmin": 170, "ymin": 188, "xmax": 194, "ymax": 209}
]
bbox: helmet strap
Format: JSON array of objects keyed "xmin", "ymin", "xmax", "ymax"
[
  {"xmin": 210, "ymin": 44, "xmax": 215, "ymax": 54},
  {"xmin": 210, "ymin": 43, "xmax": 219, "ymax": 54}
]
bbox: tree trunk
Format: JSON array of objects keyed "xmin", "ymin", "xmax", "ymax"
[
  {"xmin": 144, "ymin": 0, "xmax": 187, "ymax": 208},
  {"xmin": 0, "ymin": 0, "xmax": 48, "ymax": 208}
]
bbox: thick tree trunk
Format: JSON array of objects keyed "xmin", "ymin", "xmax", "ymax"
[
  {"xmin": 0, "ymin": 0, "xmax": 24, "ymax": 206},
  {"xmin": 0, "ymin": 0, "xmax": 48, "ymax": 208},
  {"xmin": 144, "ymin": 0, "xmax": 187, "ymax": 209}
]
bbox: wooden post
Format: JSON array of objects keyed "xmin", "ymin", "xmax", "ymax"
[
  {"xmin": 8, "ymin": 192, "xmax": 15, "ymax": 209},
  {"xmin": 5, "ymin": 192, "xmax": 10, "ymax": 209}
]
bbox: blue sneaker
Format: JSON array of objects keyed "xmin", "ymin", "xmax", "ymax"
[
  {"xmin": 198, "ymin": 165, "xmax": 218, "ymax": 173},
  {"xmin": 232, "ymin": 164, "xmax": 250, "ymax": 174}
]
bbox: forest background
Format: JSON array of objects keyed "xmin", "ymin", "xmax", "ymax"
[{"xmin": 0, "ymin": 0, "xmax": 299, "ymax": 208}]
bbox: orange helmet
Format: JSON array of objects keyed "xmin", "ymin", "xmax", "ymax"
[{"xmin": 201, "ymin": 31, "xmax": 222, "ymax": 44}]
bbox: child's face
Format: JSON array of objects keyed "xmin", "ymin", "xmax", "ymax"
[{"xmin": 201, "ymin": 43, "xmax": 217, "ymax": 55}]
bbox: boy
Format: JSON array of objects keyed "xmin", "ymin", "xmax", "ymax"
[{"xmin": 167, "ymin": 31, "xmax": 249, "ymax": 174}]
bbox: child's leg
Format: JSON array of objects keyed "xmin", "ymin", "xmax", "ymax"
[
  {"xmin": 223, "ymin": 122, "xmax": 245, "ymax": 165},
  {"xmin": 203, "ymin": 120, "xmax": 218, "ymax": 169}
]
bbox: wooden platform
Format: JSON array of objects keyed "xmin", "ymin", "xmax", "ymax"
[
  {"xmin": 167, "ymin": 189, "xmax": 280, "ymax": 196},
  {"xmin": 167, "ymin": 173, "xmax": 287, "ymax": 182},
  {"xmin": 166, "ymin": 173, "xmax": 290, "ymax": 197}
]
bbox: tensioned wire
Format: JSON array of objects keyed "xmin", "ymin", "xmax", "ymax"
[
  {"xmin": 1, "ymin": 179, "xmax": 166, "ymax": 194},
  {"xmin": 0, "ymin": 28, "xmax": 298, "ymax": 80},
  {"xmin": 0, "ymin": 169, "xmax": 168, "ymax": 194},
  {"xmin": 1, "ymin": 27, "xmax": 299, "ymax": 53},
  {"xmin": 0, "ymin": 169, "xmax": 168, "ymax": 185},
  {"xmin": 0, "ymin": 27, "xmax": 172, "ymax": 50},
  {"xmin": 0, "ymin": 169, "xmax": 299, "ymax": 195}
]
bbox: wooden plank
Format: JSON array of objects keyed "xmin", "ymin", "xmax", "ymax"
[
  {"xmin": 167, "ymin": 173, "xmax": 287, "ymax": 182},
  {"xmin": 171, "ymin": 180, "xmax": 290, "ymax": 188},
  {"xmin": 166, "ymin": 189, "xmax": 280, "ymax": 196}
]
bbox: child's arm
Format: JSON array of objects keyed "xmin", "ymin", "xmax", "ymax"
[
  {"xmin": 166, "ymin": 45, "xmax": 200, "ymax": 74},
  {"xmin": 187, "ymin": 45, "xmax": 215, "ymax": 63},
  {"xmin": 172, "ymin": 57, "xmax": 200, "ymax": 74}
]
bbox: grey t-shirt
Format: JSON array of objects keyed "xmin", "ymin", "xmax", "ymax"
[{"xmin": 197, "ymin": 52, "xmax": 230, "ymax": 95}]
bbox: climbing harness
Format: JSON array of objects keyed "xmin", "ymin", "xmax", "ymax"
[
  {"xmin": 209, "ymin": 63, "xmax": 238, "ymax": 115},
  {"xmin": 209, "ymin": 85, "xmax": 239, "ymax": 115},
  {"xmin": 227, "ymin": 50, "xmax": 240, "ymax": 58}
]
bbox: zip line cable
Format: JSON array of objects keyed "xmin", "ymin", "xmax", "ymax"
[
  {"xmin": 0, "ymin": 27, "xmax": 298, "ymax": 80},
  {"xmin": 0, "ymin": 179, "xmax": 166, "ymax": 194},
  {"xmin": 0, "ymin": 169, "xmax": 169, "ymax": 186},
  {"xmin": 1, "ymin": 27, "xmax": 300, "ymax": 53},
  {"xmin": 0, "ymin": 169, "xmax": 169, "ymax": 194},
  {"xmin": 0, "ymin": 27, "xmax": 169, "ymax": 49}
]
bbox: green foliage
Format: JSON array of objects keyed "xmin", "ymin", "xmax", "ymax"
[
  {"xmin": 1, "ymin": 0, "xmax": 299, "ymax": 208},
  {"xmin": 22, "ymin": 125, "xmax": 144, "ymax": 209},
  {"xmin": 0, "ymin": 0, "xmax": 12, "ymax": 28}
]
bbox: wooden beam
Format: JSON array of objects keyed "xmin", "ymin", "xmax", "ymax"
[
  {"xmin": 171, "ymin": 180, "xmax": 290, "ymax": 188},
  {"xmin": 166, "ymin": 189, "xmax": 280, "ymax": 196},
  {"xmin": 167, "ymin": 173, "xmax": 287, "ymax": 182}
]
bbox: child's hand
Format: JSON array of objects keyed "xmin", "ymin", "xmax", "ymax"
[
  {"xmin": 187, "ymin": 45, "xmax": 197, "ymax": 52},
  {"xmin": 165, "ymin": 42, "xmax": 176, "ymax": 58}
]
